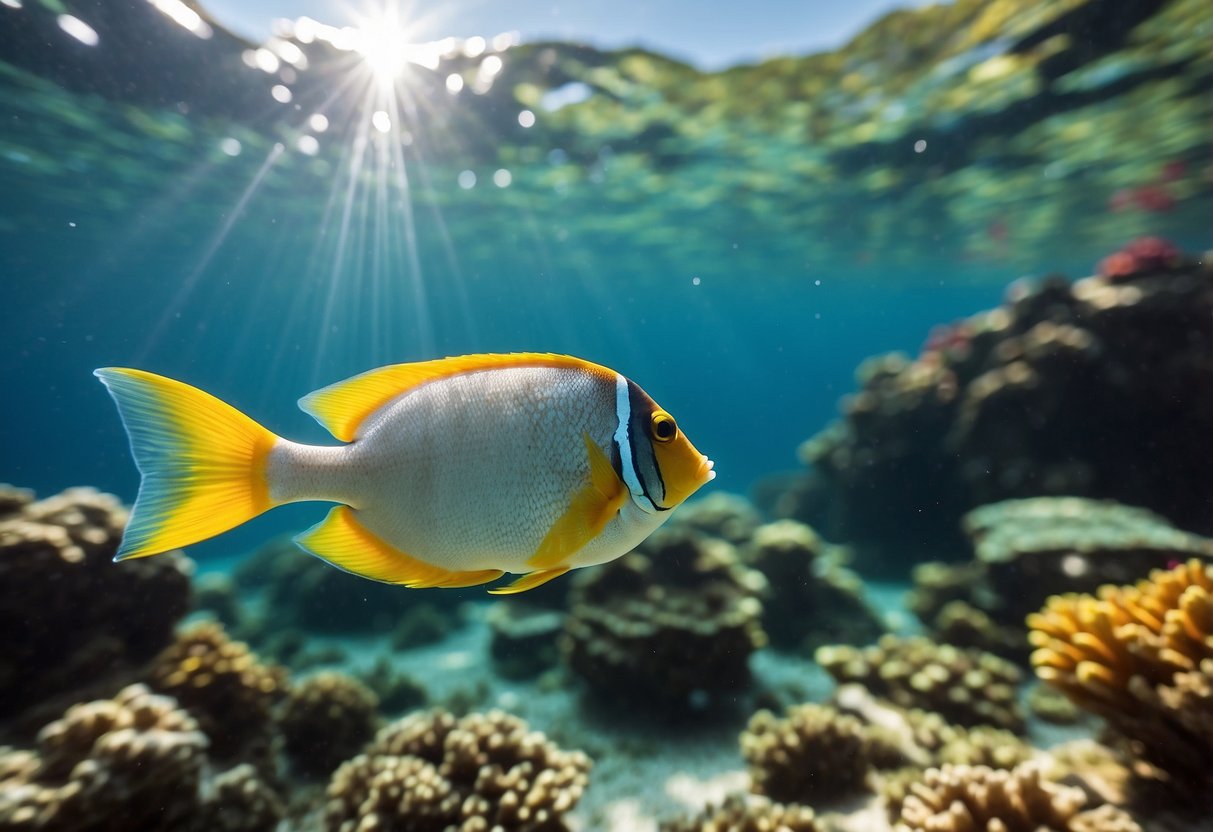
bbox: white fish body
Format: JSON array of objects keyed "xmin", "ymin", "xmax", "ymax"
[{"xmin": 95, "ymin": 353, "xmax": 715, "ymax": 594}]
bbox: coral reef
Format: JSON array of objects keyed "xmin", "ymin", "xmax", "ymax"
[
  {"xmin": 190, "ymin": 764, "xmax": 285, "ymax": 832},
  {"xmin": 391, "ymin": 601, "xmax": 457, "ymax": 651},
  {"xmin": 279, "ymin": 672, "xmax": 380, "ymax": 777},
  {"xmin": 741, "ymin": 520, "xmax": 885, "ymax": 652},
  {"xmin": 741, "ymin": 703, "xmax": 870, "ymax": 804},
  {"xmin": 488, "ymin": 601, "xmax": 567, "ymax": 680},
  {"xmin": 774, "ymin": 248, "xmax": 1213, "ymax": 575},
  {"xmin": 236, "ymin": 536, "xmax": 447, "ymax": 635},
  {"xmin": 192, "ymin": 573, "xmax": 244, "ymax": 631},
  {"xmin": 893, "ymin": 762, "xmax": 1141, "ymax": 832},
  {"xmin": 659, "ymin": 794, "xmax": 823, "ymax": 832},
  {"xmin": 358, "ymin": 658, "xmax": 429, "ymax": 715},
  {"xmin": 146, "ymin": 621, "xmax": 287, "ymax": 768},
  {"xmin": 325, "ymin": 708, "xmax": 590, "ymax": 831},
  {"xmin": 0, "ymin": 684, "xmax": 208, "ymax": 831},
  {"xmin": 816, "ymin": 636, "xmax": 1024, "ymax": 732},
  {"xmin": 560, "ymin": 525, "xmax": 766, "ymax": 710},
  {"xmin": 907, "ymin": 498, "xmax": 1213, "ymax": 664},
  {"xmin": 1028, "ymin": 559, "xmax": 1213, "ymax": 784},
  {"xmin": 0, "ymin": 486, "xmax": 191, "ymax": 724},
  {"xmin": 676, "ymin": 493, "xmax": 764, "ymax": 546}
]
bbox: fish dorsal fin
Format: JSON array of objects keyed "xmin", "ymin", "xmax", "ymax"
[
  {"xmin": 294, "ymin": 505, "xmax": 503, "ymax": 588},
  {"xmin": 527, "ymin": 433, "xmax": 628, "ymax": 570},
  {"xmin": 300, "ymin": 353, "xmax": 615, "ymax": 442}
]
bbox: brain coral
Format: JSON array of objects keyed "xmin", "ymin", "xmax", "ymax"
[
  {"xmin": 325, "ymin": 708, "xmax": 591, "ymax": 832},
  {"xmin": 0, "ymin": 684, "xmax": 208, "ymax": 831},
  {"xmin": 0, "ymin": 487, "xmax": 191, "ymax": 722},
  {"xmin": 1029, "ymin": 558, "xmax": 1213, "ymax": 781},
  {"xmin": 279, "ymin": 671, "xmax": 380, "ymax": 777}
]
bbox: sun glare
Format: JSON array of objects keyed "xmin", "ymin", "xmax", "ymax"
[{"xmin": 355, "ymin": 14, "xmax": 409, "ymax": 86}]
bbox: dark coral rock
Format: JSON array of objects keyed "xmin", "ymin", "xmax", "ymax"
[
  {"xmin": 192, "ymin": 572, "xmax": 244, "ymax": 630},
  {"xmin": 908, "ymin": 498, "xmax": 1213, "ymax": 665},
  {"xmin": 358, "ymin": 658, "xmax": 428, "ymax": 715},
  {"xmin": 741, "ymin": 520, "xmax": 884, "ymax": 652},
  {"xmin": 390, "ymin": 601, "xmax": 457, "ymax": 651},
  {"xmin": 488, "ymin": 601, "xmax": 566, "ymax": 680},
  {"xmin": 741, "ymin": 703, "xmax": 871, "ymax": 805},
  {"xmin": 237, "ymin": 536, "xmax": 427, "ymax": 634},
  {"xmin": 190, "ymin": 764, "xmax": 285, "ymax": 832},
  {"xmin": 560, "ymin": 526, "xmax": 766, "ymax": 710},
  {"xmin": 146, "ymin": 621, "xmax": 287, "ymax": 769},
  {"xmin": 279, "ymin": 672, "xmax": 380, "ymax": 777},
  {"xmin": 774, "ymin": 251, "xmax": 1213, "ymax": 576},
  {"xmin": 0, "ymin": 487, "xmax": 191, "ymax": 724},
  {"xmin": 675, "ymin": 492, "xmax": 764, "ymax": 545},
  {"xmin": 0, "ymin": 684, "xmax": 208, "ymax": 831},
  {"xmin": 325, "ymin": 709, "xmax": 590, "ymax": 831}
]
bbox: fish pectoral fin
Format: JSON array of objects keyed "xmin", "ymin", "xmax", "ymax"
[
  {"xmin": 527, "ymin": 433, "xmax": 628, "ymax": 570},
  {"xmin": 294, "ymin": 506, "xmax": 500, "ymax": 589},
  {"xmin": 488, "ymin": 567, "xmax": 571, "ymax": 595}
]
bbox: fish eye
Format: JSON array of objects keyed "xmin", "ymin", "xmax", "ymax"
[{"xmin": 650, "ymin": 411, "xmax": 677, "ymax": 443}]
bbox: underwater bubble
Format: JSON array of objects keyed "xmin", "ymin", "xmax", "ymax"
[
  {"xmin": 518, "ymin": 109, "xmax": 535, "ymax": 128},
  {"xmin": 308, "ymin": 113, "xmax": 329, "ymax": 132},
  {"xmin": 296, "ymin": 135, "xmax": 319, "ymax": 156},
  {"xmin": 1, "ymin": 0, "xmax": 22, "ymax": 8},
  {"xmin": 219, "ymin": 137, "xmax": 241, "ymax": 157},
  {"xmin": 371, "ymin": 110, "xmax": 391, "ymax": 133},
  {"xmin": 692, "ymin": 276, "xmax": 701, "ymax": 286},
  {"xmin": 481, "ymin": 55, "xmax": 504, "ymax": 78},
  {"xmin": 463, "ymin": 36, "xmax": 486, "ymax": 58},
  {"xmin": 914, "ymin": 139, "xmax": 927, "ymax": 153},
  {"xmin": 58, "ymin": 14, "xmax": 99, "ymax": 46},
  {"xmin": 493, "ymin": 169, "xmax": 512, "ymax": 188},
  {"xmin": 446, "ymin": 74, "xmax": 464, "ymax": 94},
  {"xmin": 149, "ymin": 0, "xmax": 213, "ymax": 39},
  {"xmin": 491, "ymin": 31, "xmax": 518, "ymax": 51},
  {"xmin": 458, "ymin": 170, "xmax": 476, "ymax": 189},
  {"xmin": 253, "ymin": 48, "xmax": 280, "ymax": 74},
  {"xmin": 270, "ymin": 85, "xmax": 292, "ymax": 104}
]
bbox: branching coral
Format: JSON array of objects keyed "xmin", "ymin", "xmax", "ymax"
[
  {"xmin": 561, "ymin": 526, "xmax": 766, "ymax": 709},
  {"xmin": 893, "ymin": 762, "xmax": 1141, "ymax": 832},
  {"xmin": 279, "ymin": 672, "xmax": 380, "ymax": 777},
  {"xmin": 325, "ymin": 709, "xmax": 590, "ymax": 831},
  {"xmin": 0, "ymin": 684, "xmax": 208, "ymax": 831},
  {"xmin": 816, "ymin": 636, "xmax": 1024, "ymax": 732},
  {"xmin": 659, "ymin": 794, "xmax": 823, "ymax": 832},
  {"xmin": 146, "ymin": 621, "xmax": 287, "ymax": 769},
  {"xmin": 1028, "ymin": 559, "xmax": 1213, "ymax": 780},
  {"xmin": 0, "ymin": 487, "xmax": 191, "ymax": 723},
  {"xmin": 740, "ymin": 703, "xmax": 870, "ymax": 804}
]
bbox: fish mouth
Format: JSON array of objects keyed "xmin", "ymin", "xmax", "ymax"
[{"xmin": 696, "ymin": 456, "xmax": 717, "ymax": 485}]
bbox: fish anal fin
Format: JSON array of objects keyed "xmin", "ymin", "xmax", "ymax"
[
  {"xmin": 294, "ymin": 506, "xmax": 496, "ymax": 589},
  {"xmin": 299, "ymin": 353, "xmax": 616, "ymax": 442},
  {"xmin": 488, "ymin": 567, "xmax": 571, "ymax": 595},
  {"xmin": 527, "ymin": 433, "xmax": 627, "ymax": 570}
]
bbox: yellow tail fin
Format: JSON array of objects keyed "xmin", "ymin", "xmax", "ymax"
[{"xmin": 94, "ymin": 368, "xmax": 280, "ymax": 560}]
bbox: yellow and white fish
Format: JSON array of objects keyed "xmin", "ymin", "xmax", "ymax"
[{"xmin": 94, "ymin": 353, "xmax": 715, "ymax": 594}]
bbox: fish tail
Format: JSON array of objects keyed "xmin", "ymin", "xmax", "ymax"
[{"xmin": 94, "ymin": 368, "xmax": 281, "ymax": 560}]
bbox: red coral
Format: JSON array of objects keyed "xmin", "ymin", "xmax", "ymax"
[{"xmin": 1097, "ymin": 237, "xmax": 1181, "ymax": 281}]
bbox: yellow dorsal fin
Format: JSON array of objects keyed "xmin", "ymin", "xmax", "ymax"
[
  {"xmin": 294, "ymin": 506, "xmax": 503, "ymax": 589},
  {"xmin": 488, "ymin": 567, "xmax": 571, "ymax": 596},
  {"xmin": 300, "ymin": 353, "xmax": 616, "ymax": 442},
  {"xmin": 527, "ymin": 433, "xmax": 628, "ymax": 570}
]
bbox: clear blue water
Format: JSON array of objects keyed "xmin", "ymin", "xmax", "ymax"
[{"xmin": 2, "ymin": 1, "xmax": 1212, "ymax": 825}]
